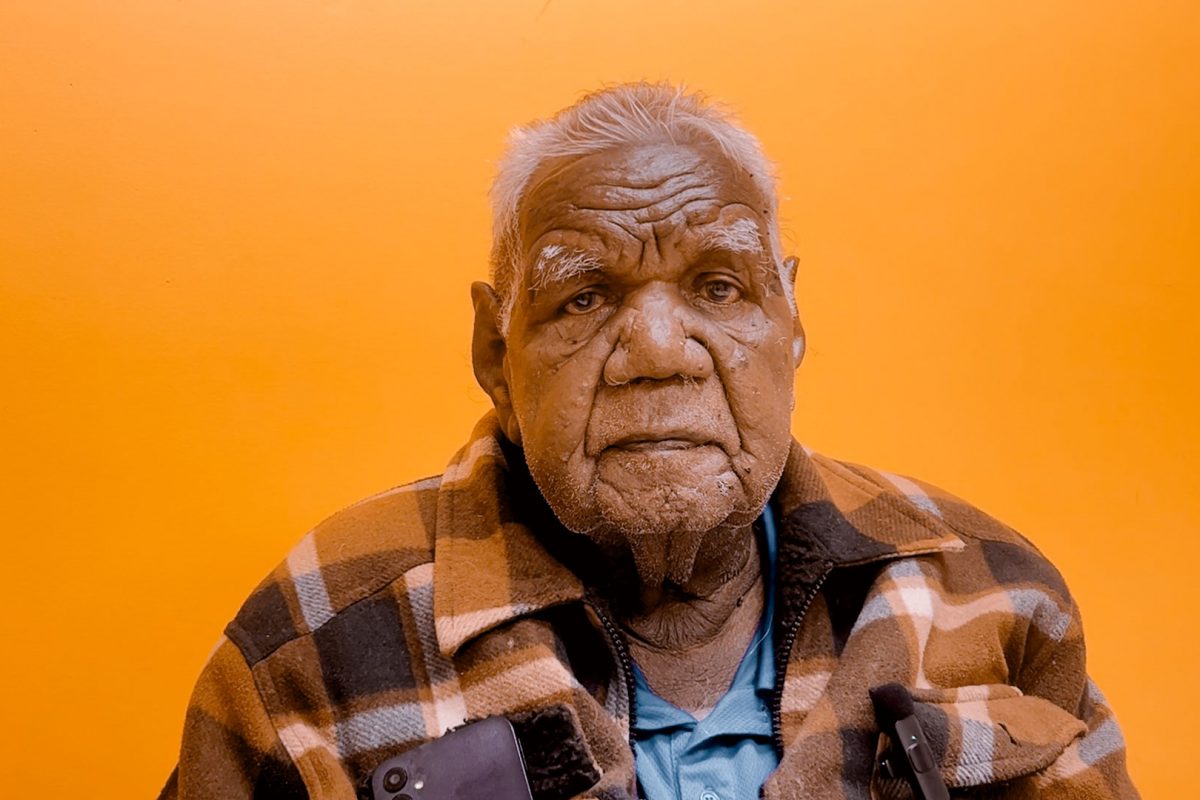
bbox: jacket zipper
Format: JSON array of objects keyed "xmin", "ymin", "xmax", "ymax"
[
  {"xmin": 766, "ymin": 545, "xmax": 955, "ymax": 756},
  {"xmin": 770, "ymin": 564, "xmax": 833, "ymax": 756},
  {"xmin": 584, "ymin": 598, "xmax": 640, "ymax": 759}
]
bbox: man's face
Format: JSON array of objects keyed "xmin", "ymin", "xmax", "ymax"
[{"xmin": 486, "ymin": 142, "xmax": 802, "ymax": 586}]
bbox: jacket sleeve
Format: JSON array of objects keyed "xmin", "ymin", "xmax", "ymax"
[
  {"xmin": 158, "ymin": 636, "xmax": 306, "ymax": 799},
  {"xmin": 1017, "ymin": 596, "xmax": 1139, "ymax": 798}
]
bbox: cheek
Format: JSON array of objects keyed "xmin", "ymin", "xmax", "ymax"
[
  {"xmin": 701, "ymin": 303, "xmax": 790, "ymax": 368},
  {"xmin": 509, "ymin": 339, "xmax": 611, "ymax": 453},
  {"xmin": 733, "ymin": 358, "xmax": 795, "ymax": 429},
  {"xmin": 713, "ymin": 331, "xmax": 796, "ymax": 443}
]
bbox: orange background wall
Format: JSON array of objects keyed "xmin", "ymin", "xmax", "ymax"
[{"xmin": 2, "ymin": 1, "xmax": 1195, "ymax": 796}]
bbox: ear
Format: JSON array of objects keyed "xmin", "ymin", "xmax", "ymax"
[
  {"xmin": 782, "ymin": 256, "xmax": 806, "ymax": 369},
  {"xmin": 470, "ymin": 282, "xmax": 522, "ymax": 446}
]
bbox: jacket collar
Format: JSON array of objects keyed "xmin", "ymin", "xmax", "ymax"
[
  {"xmin": 432, "ymin": 416, "xmax": 962, "ymax": 657},
  {"xmin": 774, "ymin": 442, "xmax": 964, "ymax": 567}
]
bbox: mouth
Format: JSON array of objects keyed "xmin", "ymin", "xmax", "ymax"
[
  {"xmin": 605, "ymin": 431, "xmax": 715, "ymax": 453},
  {"xmin": 612, "ymin": 438, "xmax": 706, "ymax": 452}
]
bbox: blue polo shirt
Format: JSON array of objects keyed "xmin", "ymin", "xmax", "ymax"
[{"xmin": 631, "ymin": 506, "xmax": 779, "ymax": 800}]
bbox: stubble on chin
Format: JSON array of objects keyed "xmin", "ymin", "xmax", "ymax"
[
  {"xmin": 524, "ymin": 433, "xmax": 772, "ymax": 596},
  {"xmin": 588, "ymin": 453, "xmax": 749, "ymax": 589}
]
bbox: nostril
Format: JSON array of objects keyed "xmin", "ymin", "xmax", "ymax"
[{"xmin": 604, "ymin": 310, "xmax": 714, "ymax": 383}]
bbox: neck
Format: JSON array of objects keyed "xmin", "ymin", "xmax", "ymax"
[
  {"xmin": 619, "ymin": 523, "xmax": 761, "ymax": 651},
  {"xmin": 619, "ymin": 523, "xmax": 766, "ymax": 715}
]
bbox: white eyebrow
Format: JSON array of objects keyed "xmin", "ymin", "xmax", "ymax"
[
  {"xmin": 700, "ymin": 218, "xmax": 765, "ymax": 256},
  {"xmin": 529, "ymin": 244, "xmax": 605, "ymax": 290}
]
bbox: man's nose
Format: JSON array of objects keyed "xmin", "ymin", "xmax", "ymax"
[{"xmin": 603, "ymin": 286, "xmax": 714, "ymax": 385}]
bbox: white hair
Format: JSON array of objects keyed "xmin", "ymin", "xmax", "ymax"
[
  {"xmin": 530, "ymin": 244, "xmax": 606, "ymax": 291},
  {"xmin": 489, "ymin": 82, "xmax": 793, "ymax": 333}
]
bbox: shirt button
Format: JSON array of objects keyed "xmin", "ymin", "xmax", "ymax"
[{"xmin": 699, "ymin": 791, "xmax": 720, "ymax": 800}]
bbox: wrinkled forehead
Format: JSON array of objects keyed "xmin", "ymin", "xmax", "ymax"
[{"xmin": 516, "ymin": 142, "xmax": 771, "ymax": 259}]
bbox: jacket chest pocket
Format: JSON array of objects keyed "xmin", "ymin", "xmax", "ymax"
[{"xmin": 870, "ymin": 684, "xmax": 1086, "ymax": 799}]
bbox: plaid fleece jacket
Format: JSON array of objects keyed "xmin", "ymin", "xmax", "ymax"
[{"xmin": 161, "ymin": 415, "xmax": 1138, "ymax": 799}]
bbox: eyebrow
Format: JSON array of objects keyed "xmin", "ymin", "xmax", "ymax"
[
  {"xmin": 527, "ymin": 219, "xmax": 767, "ymax": 295},
  {"xmin": 529, "ymin": 243, "xmax": 606, "ymax": 291},
  {"xmin": 698, "ymin": 217, "xmax": 765, "ymax": 257}
]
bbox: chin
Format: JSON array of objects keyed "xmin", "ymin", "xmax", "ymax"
[
  {"xmin": 596, "ymin": 446, "xmax": 741, "ymax": 522},
  {"xmin": 525, "ymin": 439, "xmax": 782, "ymax": 564},
  {"xmin": 594, "ymin": 484, "xmax": 739, "ymax": 537}
]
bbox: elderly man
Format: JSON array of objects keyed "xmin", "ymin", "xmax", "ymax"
[{"xmin": 162, "ymin": 84, "xmax": 1137, "ymax": 799}]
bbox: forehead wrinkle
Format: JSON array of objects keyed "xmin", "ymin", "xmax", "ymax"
[
  {"xmin": 563, "ymin": 186, "xmax": 719, "ymax": 223},
  {"xmin": 581, "ymin": 170, "xmax": 708, "ymax": 209},
  {"xmin": 629, "ymin": 189, "xmax": 722, "ymax": 226},
  {"xmin": 547, "ymin": 196, "xmax": 728, "ymax": 255},
  {"xmin": 519, "ymin": 147, "xmax": 762, "ymax": 259},
  {"xmin": 515, "ymin": 145, "xmax": 778, "ymax": 310},
  {"xmin": 589, "ymin": 171, "xmax": 675, "ymax": 191}
]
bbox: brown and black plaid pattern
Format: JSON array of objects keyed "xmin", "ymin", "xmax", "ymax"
[{"xmin": 162, "ymin": 415, "xmax": 1137, "ymax": 799}]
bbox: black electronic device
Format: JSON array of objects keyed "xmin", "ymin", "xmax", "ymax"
[{"xmin": 366, "ymin": 716, "xmax": 534, "ymax": 800}]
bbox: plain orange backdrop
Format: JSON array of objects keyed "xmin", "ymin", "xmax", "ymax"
[{"xmin": 2, "ymin": 1, "xmax": 1196, "ymax": 796}]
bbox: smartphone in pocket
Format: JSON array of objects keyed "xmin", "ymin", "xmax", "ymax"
[{"xmin": 366, "ymin": 716, "xmax": 534, "ymax": 800}]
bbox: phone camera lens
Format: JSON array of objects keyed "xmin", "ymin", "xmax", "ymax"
[{"xmin": 382, "ymin": 767, "xmax": 408, "ymax": 792}]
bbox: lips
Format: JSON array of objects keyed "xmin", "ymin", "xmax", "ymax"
[
  {"xmin": 607, "ymin": 433, "xmax": 712, "ymax": 452},
  {"xmin": 584, "ymin": 378, "xmax": 740, "ymax": 458}
]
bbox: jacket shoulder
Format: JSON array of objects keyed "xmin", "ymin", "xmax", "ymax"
[
  {"xmin": 820, "ymin": 454, "xmax": 1037, "ymax": 548},
  {"xmin": 818, "ymin": 454, "xmax": 1073, "ymax": 601},
  {"xmin": 225, "ymin": 475, "xmax": 443, "ymax": 665}
]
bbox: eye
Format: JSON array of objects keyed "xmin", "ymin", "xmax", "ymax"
[
  {"xmin": 564, "ymin": 290, "xmax": 604, "ymax": 315},
  {"xmin": 699, "ymin": 277, "xmax": 742, "ymax": 304}
]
